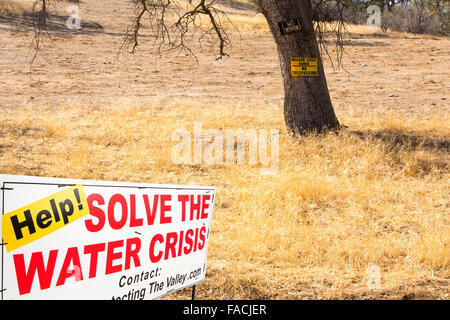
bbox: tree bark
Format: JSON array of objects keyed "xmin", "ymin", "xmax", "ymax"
[{"xmin": 258, "ymin": 0, "xmax": 340, "ymax": 135}]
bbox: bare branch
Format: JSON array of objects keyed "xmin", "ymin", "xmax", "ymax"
[{"xmin": 123, "ymin": 0, "xmax": 233, "ymax": 60}]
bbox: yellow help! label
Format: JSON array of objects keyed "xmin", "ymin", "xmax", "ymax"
[
  {"xmin": 2, "ymin": 185, "xmax": 89, "ymax": 252},
  {"xmin": 291, "ymin": 57, "xmax": 318, "ymax": 77}
]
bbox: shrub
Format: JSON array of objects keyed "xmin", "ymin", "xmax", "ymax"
[{"xmin": 381, "ymin": 3, "xmax": 448, "ymax": 36}]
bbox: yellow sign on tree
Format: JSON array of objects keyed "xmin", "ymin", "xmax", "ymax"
[{"xmin": 291, "ymin": 57, "xmax": 318, "ymax": 77}]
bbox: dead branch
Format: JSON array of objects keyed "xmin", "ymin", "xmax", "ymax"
[{"xmin": 123, "ymin": 0, "xmax": 233, "ymax": 60}]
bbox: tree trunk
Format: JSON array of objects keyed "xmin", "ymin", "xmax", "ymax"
[{"xmin": 258, "ymin": 0, "xmax": 340, "ymax": 135}]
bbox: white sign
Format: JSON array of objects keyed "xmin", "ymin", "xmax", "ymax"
[{"xmin": 0, "ymin": 175, "xmax": 215, "ymax": 300}]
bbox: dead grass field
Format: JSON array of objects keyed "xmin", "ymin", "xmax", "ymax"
[{"xmin": 0, "ymin": 0, "xmax": 449, "ymax": 299}]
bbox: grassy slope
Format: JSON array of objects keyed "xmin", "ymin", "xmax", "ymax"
[{"xmin": 0, "ymin": 0, "xmax": 448, "ymax": 299}]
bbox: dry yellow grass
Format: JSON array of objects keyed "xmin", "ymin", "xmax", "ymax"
[
  {"xmin": 0, "ymin": 0, "xmax": 30, "ymax": 16},
  {"xmin": 0, "ymin": 0, "xmax": 449, "ymax": 299},
  {"xmin": 0, "ymin": 0, "xmax": 74, "ymax": 16},
  {"xmin": 1, "ymin": 100, "xmax": 448, "ymax": 299}
]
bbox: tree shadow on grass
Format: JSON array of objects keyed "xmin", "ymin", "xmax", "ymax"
[
  {"xmin": 319, "ymin": 38, "xmax": 390, "ymax": 48},
  {"xmin": 1, "ymin": 13, "xmax": 103, "ymax": 35},
  {"xmin": 345, "ymin": 128, "xmax": 449, "ymax": 176},
  {"xmin": 343, "ymin": 39, "xmax": 390, "ymax": 47},
  {"xmin": 0, "ymin": 12, "xmax": 149, "ymax": 39},
  {"xmin": 349, "ymin": 128, "xmax": 449, "ymax": 153},
  {"xmin": 346, "ymin": 31, "xmax": 391, "ymax": 39},
  {"xmin": 220, "ymin": 0, "xmax": 259, "ymax": 12}
]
